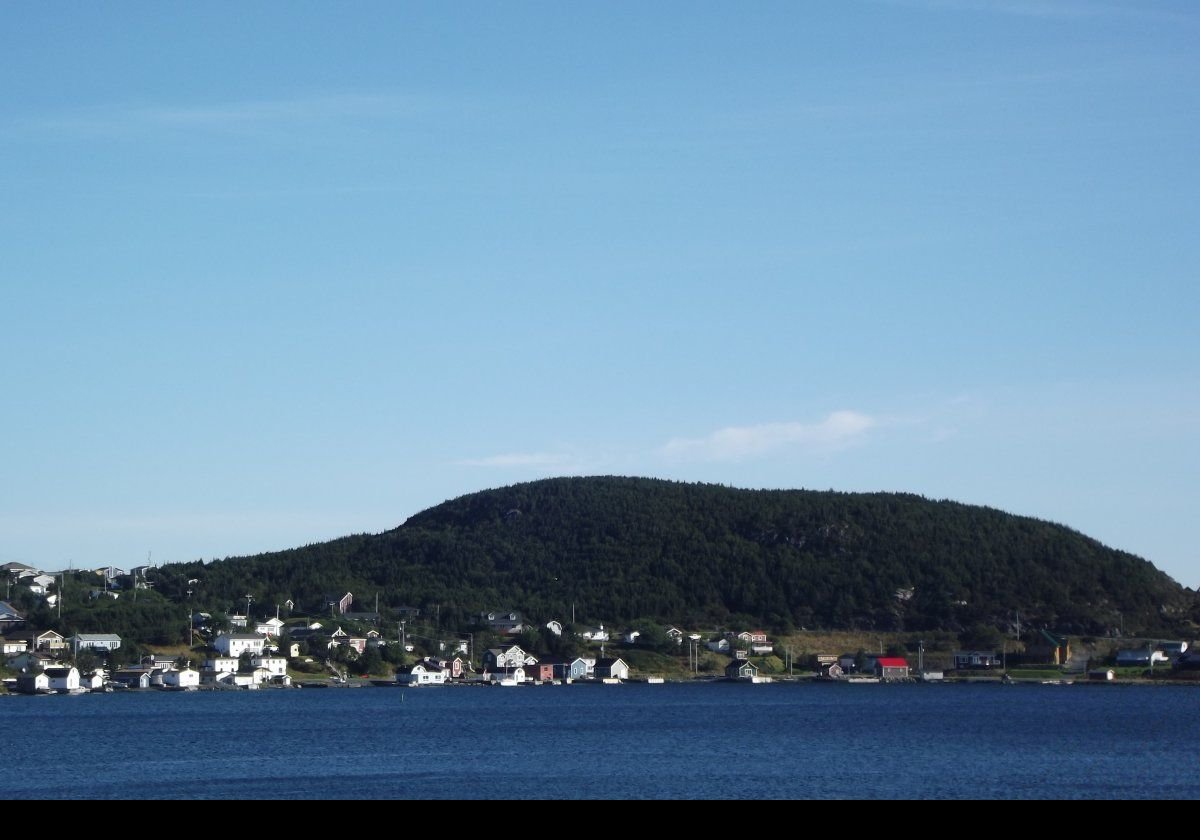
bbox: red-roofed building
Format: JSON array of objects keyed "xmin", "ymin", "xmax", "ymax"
[{"xmin": 872, "ymin": 657, "xmax": 910, "ymax": 681}]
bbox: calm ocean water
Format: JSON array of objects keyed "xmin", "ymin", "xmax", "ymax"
[{"xmin": 3, "ymin": 680, "xmax": 1197, "ymax": 800}]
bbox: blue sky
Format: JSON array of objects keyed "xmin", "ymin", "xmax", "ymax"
[{"xmin": 2, "ymin": 3, "xmax": 1197, "ymax": 587}]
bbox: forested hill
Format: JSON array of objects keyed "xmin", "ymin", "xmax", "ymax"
[{"xmin": 175, "ymin": 476, "xmax": 1196, "ymax": 636}]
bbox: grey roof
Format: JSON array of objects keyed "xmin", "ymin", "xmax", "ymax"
[{"xmin": 74, "ymin": 633, "xmax": 121, "ymax": 642}]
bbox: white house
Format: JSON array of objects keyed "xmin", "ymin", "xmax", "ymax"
[
  {"xmin": 81, "ymin": 671, "xmax": 106, "ymax": 691},
  {"xmin": 252, "ymin": 656, "xmax": 288, "ymax": 678},
  {"xmin": 72, "ymin": 633, "xmax": 122, "ymax": 652},
  {"xmin": 161, "ymin": 668, "xmax": 201, "ymax": 689},
  {"xmin": 579, "ymin": 625, "xmax": 609, "ymax": 643},
  {"xmin": 45, "ymin": 666, "xmax": 81, "ymax": 692},
  {"xmin": 214, "ymin": 633, "xmax": 267, "ymax": 658},
  {"xmin": 594, "ymin": 658, "xmax": 630, "ymax": 680},
  {"xmin": 707, "ymin": 638, "xmax": 731, "ymax": 653},
  {"xmin": 396, "ymin": 662, "xmax": 448, "ymax": 686},
  {"xmin": 204, "ymin": 656, "xmax": 241, "ymax": 674},
  {"xmin": 113, "ymin": 668, "xmax": 154, "ymax": 689},
  {"xmin": 16, "ymin": 672, "xmax": 50, "ymax": 694},
  {"xmin": 33, "ymin": 630, "xmax": 67, "ymax": 652},
  {"xmin": 0, "ymin": 637, "xmax": 28, "ymax": 656},
  {"xmin": 489, "ymin": 666, "xmax": 526, "ymax": 685},
  {"xmin": 255, "ymin": 617, "xmax": 285, "ymax": 637},
  {"xmin": 545, "ymin": 620, "xmax": 563, "ymax": 636},
  {"xmin": 25, "ymin": 574, "xmax": 56, "ymax": 595},
  {"xmin": 483, "ymin": 645, "xmax": 527, "ymax": 671}
]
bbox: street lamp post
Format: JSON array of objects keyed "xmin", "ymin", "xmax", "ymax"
[{"xmin": 245, "ymin": 595, "xmax": 253, "ymax": 628}]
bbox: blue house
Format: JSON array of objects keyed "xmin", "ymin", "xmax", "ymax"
[{"xmin": 543, "ymin": 656, "xmax": 588, "ymax": 681}]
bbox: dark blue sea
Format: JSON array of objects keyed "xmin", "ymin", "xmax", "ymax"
[{"xmin": 4, "ymin": 680, "xmax": 1197, "ymax": 799}]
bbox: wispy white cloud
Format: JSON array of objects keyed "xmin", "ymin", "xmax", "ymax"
[
  {"xmin": 661, "ymin": 411, "xmax": 878, "ymax": 462},
  {"xmin": 455, "ymin": 452, "xmax": 576, "ymax": 469},
  {"xmin": 5, "ymin": 92, "xmax": 436, "ymax": 140}
]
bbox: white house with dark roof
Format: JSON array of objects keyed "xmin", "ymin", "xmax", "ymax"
[
  {"xmin": 16, "ymin": 672, "xmax": 50, "ymax": 694},
  {"xmin": 112, "ymin": 668, "xmax": 154, "ymax": 689},
  {"xmin": 0, "ymin": 637, "xmax": 28, "ymax": 656},
  {"xmin": 214, "ymin": 633, "xmax": 267, "ymax": 658},
  {"xmin": 594, "ymin": 658, "xmax": 629, "ymax": 680},
  {"xmin": 44, "ymin": 666, "xmax": 81, "ymax": 692},
  {"xmin": 72, "ymin": 633, "xmax": 122, "ymax": 652},
  {"xmin": 396, "ymin": 661, "xmax": 448, "ymax": 686},
  {"xmin": 161, "ymin": 667, "xmax": 200, "ymax": 689}
]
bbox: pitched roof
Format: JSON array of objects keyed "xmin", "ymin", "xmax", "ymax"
[
  {"xmin": 1037, "ymin": 629, "xmax": 1067, "ymax": 646},
  {"xmin": 876, "ymin": 658, "xmax": 909, "ymax": 668}
]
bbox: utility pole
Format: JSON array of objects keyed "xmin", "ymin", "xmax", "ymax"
[{"xmin": 187, "ymin": 589, "xmax": 194, "ymax": 648}]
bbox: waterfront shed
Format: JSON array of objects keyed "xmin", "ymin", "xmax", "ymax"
[
  {"xmin": 44, "ymin": 666, "xmax": 80, "ymax": 692},
  {"xmin": 725, "ymin": 660, "xmax": 759, "ymax": 680},
  {"xmin": 873, "ymin": 657, "xmax": 911, "ymax": 681},
  {"xmin": 594, "ymin": 658, "xmax": 630, "ymax": 680}
]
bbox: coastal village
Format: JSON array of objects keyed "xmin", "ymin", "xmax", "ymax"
[{"xmin": 2, "ymin": 560, "xmax": 1198, "ymax": 695}]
